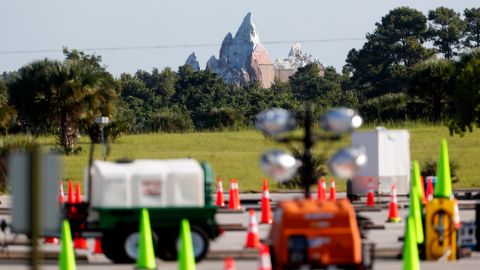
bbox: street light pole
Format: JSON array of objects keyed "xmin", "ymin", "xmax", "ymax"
[
  {"xmin": 302, "ymin": 103, "xmax": 314, "ymax": 199},
  {"xmin": 94, "ymin": 116, "xmax": 109, "ymax": 161}
]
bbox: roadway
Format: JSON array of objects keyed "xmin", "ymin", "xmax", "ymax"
[{"xmin": 0, "ymin": 193, "xmax": 479, "ymax": 269}]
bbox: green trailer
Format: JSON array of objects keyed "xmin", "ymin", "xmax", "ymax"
[{"xmin": 68, "ymin": 159, "xmax": 221, "ymax": 263}]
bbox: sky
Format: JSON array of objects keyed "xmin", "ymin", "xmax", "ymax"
[{"xmin": 1, "ymin": 0, "xmax": 478, "ymax": 77}]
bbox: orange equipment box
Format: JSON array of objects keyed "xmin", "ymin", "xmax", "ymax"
[{"xmin": 267, "ymin": 198, "xmax": 372, "ymax": 270}]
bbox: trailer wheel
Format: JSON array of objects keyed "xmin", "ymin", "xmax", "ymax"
[
  {"xmin": 156, "ymin": 226, "xmax": 210, "ymax": 262},
  {"xmin": 103, "ymin": 229, "xmax": 158, "ymax": 264}
]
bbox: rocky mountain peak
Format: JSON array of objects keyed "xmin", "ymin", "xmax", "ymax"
[
  {"xmin": 185, "ymin": 52, "xmax": 200, "ymax": 71},
  {"xmin": 206, "ymin": 12, "xmax": 274, "ymax": 87},
  {"xmin": 234, "ymin": 12, "xmax": 260, "ymax": 47}
]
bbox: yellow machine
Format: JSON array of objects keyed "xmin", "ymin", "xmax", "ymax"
[{"xmin": 425, "ymin": 198, "xmax": 457, "ymax": 261}]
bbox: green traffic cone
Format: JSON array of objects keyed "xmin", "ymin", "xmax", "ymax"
[
  {"xmin": 403, "ymin": 216, "xmax": 421, "ymax": 270},
  {"xmin": 136, "ymin": 208, "xmax": 156, "ymax": 270},
  {"xmin": 412, "ymin": 161, "xmax": 424, "ymax": 211},
  {"xmin": 409, "ymin": 169, "xmax": 424, "ymax": 244},
  {"xmin": 434, "ymin": 139, "xmax": 452, "ymax": 198},
  {"xmin": 178, "ymin": 219, "xmax": 196, "ymax": 270},
  {"xmin": 59, "ymin": 219, "xmax": 76, "ymax": 270}
]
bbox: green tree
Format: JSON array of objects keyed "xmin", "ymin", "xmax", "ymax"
[
  {"xmin": 428, "ymin": 7, "xmax": 466, "ymax": 59},
  {"xmin": 463, "ymin": 8, "xmax": 480, "ymax": 49},
  {"xmin": 408, "ymin": 58, "xmax": 456, "ymax": 122},
  {"xmin": 345, "ymin": 7, "xmax": 434, "ymax": 99},
  {"xmin": 8, "ymin": 50, "xmax": 117, "ymax": 154},
  {"xmin": 0, "ymin": 79, "xmax": 16, "ymax": 132},
  {"xmin": 449, "ymin": 49, "xmax": 480, "ymax": 135}
]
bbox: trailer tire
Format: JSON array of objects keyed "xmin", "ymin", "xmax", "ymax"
[
  {"xmin": 102, "ymin": 229, "xmax": 158, "ymax": 264},
  {"xmin": 156, "ymin": 225, "xmax": 209, "ymax": 262}
]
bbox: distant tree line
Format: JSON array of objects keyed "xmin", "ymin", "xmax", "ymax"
[{"xmin": 0, "ymin": 6, "xmax": 479, "ymax": 154}]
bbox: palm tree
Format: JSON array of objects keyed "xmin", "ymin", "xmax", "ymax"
[{"xmin": 8, "ymin": 51, "xmax": 117, "ymax": 154}]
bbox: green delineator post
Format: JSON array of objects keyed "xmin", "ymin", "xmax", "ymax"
[
  {"xmin": 178, "ymin": 219, "xmax": 196, "ymax": 270},
  {"xmin": 136, "ymin": 208, "xmax": 157, "ymax": 270},
  {"xmin": 435, "ymin": 139, "xmax": 453, "ymax": 198},
  {"xmin": 59, "ymin": 220, "xmax": 76, "ymax": 270},
  {"xmin": 410, "ymin": 161, "xmax": 424, "ymax": 244},
  {"xmin": 403, "ymin": 216, "xmax": 421, "ymax": 270}
]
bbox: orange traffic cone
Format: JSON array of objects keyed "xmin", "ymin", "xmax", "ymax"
[
  {"xmin": 258, "ymin": 244, "xmax": 272, "ymax": 270},
  {"xmin": 453, "ymin": 200, "xmax": 461, "ymax": 229},
  {"xmin": 216, "ymin": 178, "xmax": 225, "ymax": 207},
  {"xmin": 426, "ymin": 176, "xmax": 434, "ymax": 201},
  {"xmin": 58, "ymin": 180, "xmax": 65, "ymax": 204},
  {"xmin": 224, "ymin": 256, "xmax": 236, "ymax": 270},
  {"xmin": 260, "ymin": 179, "xmax": 272, "ymax": 224},
  {"xmin": 234, "ymin": 179, "xmax": 242, "ymax": 210},
  {"xmin": 74, "ymin": 182, "xmax": 82, "ymax": 204},
  {"xmin": 67, "ymin": 179, "xmax": 74, "ymax": 204},
  {"xmin": 366, "ymin": 179, "xmax": 375, "ymax": 207},
  {"xmin": 317, "ymin": 177, "xmax": 327, "ymax": 201},
  {"xmin": 228, "ymin": 179, "xmax": 238, "ymax": 210},
  {"xmin": 93, "ymin": 238, "xmax": 103, "ymax": 254},
  {"xmin": 244, "ymin": 209, "xmax": 261, "ymax": 248},
  {"xmin": 73, "ymin": 182, "xmax": 88, "ymax": 250},
  {"xmin": 44, "ymin": 236, "xmax": 59, "ymax": 244},
  {"xmin": 329, "ymin": 177, "xmax": 337, "ymax": 201},
  {"xmin": 73, "ymin": 236, "xmax": 89, "ymax": 250},
  {"xmin": 387, "ymin": 184, "xmax": 401, "ymax": 223}
]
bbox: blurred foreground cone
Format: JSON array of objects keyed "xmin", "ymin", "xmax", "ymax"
[
  {"xmin": 329, "ymin": 177, "xmax": 337, "ymax": 201},
  {"xmin": 387, "ymin": 184, "xmax": 401, "ymax": 223},
  {"xmin": 136, "ymin": 208, "xmax": 156, "ymax": 270},
  {"xmin": 258, "ymin": 244, "xmax": 272, "ymax": 270},
  {"xmin": 410, "ymin": 161, "xmax": 424, "ymax": 244},
  {"xmin": 216, "ymin": 178, "xmax": 225, "ymax": 207},
  {"xmin": 59, "ymin": 220, "xmax": 76, "ymax": 270},
  {"xmin": 179, "ymin": 219, "xmax": 196, "ymax": 270},
  {"xmin": 454, "ymin": 200, "xmax": 461, "ymax": 229},
  {"xmin": 260, "ymin": 179, "xmax": 272, "ymax": 224},
  {"xmin": 366, "ymin": 179, "xmax": 375, "ymax": 207},
  {"xmin": 224, "ymin": 256, "xmax": 236, "ymax": 270},
  {"xmin": 93, "ymin": 238, "xmax": 103, "ymax": 254},
  {"xmin": 420, "ymin": 176, "xmax": 426, "ymax": 205},
  {"xmin": 317, "ymin": 177, "xmax": 327, "ymax": 201},
  {"xmin": 426, "ymin": 176, "xmax": 434, "ymax": 201},
  {"xmin": 67, "ymin": 179, "xmax": 74, "ymax": 204},
  {"xmin": 245, "ymin": 209, "xmax": 261, "ymax": 248},
  {"xmin": 234, "ymin": 179, "xmax": 242, "ymax": 210},
  {"xmin": 228, "ymin": 179, "xmax": 238, "ymax": 210},
  {"xmin": 435, "ymin": 139, "xmax": 453, "ymax": 198},
  {"xmin": 403, "ymin": 216, "xmax": 420, "ymax": 270}
]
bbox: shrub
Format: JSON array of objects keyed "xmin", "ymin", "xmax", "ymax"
[
  {"xmin": 0, "ymin": 136, "xmax": 38, "ymax": 193},
  {"xmin": 421, "ymin": 159, "xmax": 460, "ymax": 183}
]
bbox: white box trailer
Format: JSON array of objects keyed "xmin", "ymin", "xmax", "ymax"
[{"xmin": 350, "ymin": 128, "xmax": 411, "ymax": 196}]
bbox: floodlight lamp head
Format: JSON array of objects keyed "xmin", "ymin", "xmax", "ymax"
[
  {"xmin": 319, "ymin": 107, "xmax": 362, "ymax": 134},
  {"xmin": 255, "ymin": 108, "xmax": 296, "ymax": 137},
  {"xmin": 327, "ymin": 146, "xmax": 367, "ymax": 179},
  {"xmin": 260, "ymin": 150, "xmax": 301, "ymax": 183}
]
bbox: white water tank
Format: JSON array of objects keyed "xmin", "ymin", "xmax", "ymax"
[
  {"xmin": 351, "ymin": 129, "xmax": 411, "ymax": 196},
  {"xmin": 84, "ymin": 159, "xmax": 205, "ymax": 208}
]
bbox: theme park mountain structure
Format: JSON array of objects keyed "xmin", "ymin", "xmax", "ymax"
[{"xmin": 185, "ymin": 12, "xmax": 325, "ymax": 88}]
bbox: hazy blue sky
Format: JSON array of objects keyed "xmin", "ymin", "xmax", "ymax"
[{"xmin": 1, "ymin": 0, "xmax": 478, "ymax": 76}]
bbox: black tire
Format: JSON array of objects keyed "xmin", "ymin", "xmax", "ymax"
[
  {"xmin": 156, "ymin": 225, "xmax": 210, "ymax": 262},
  {"xmin": 102, "ymin": 229, "xmax": 158, "ymax": 264},
  {"xmin": 102, "ymin": 230, "xmax": 131, "ymax": 264}
]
